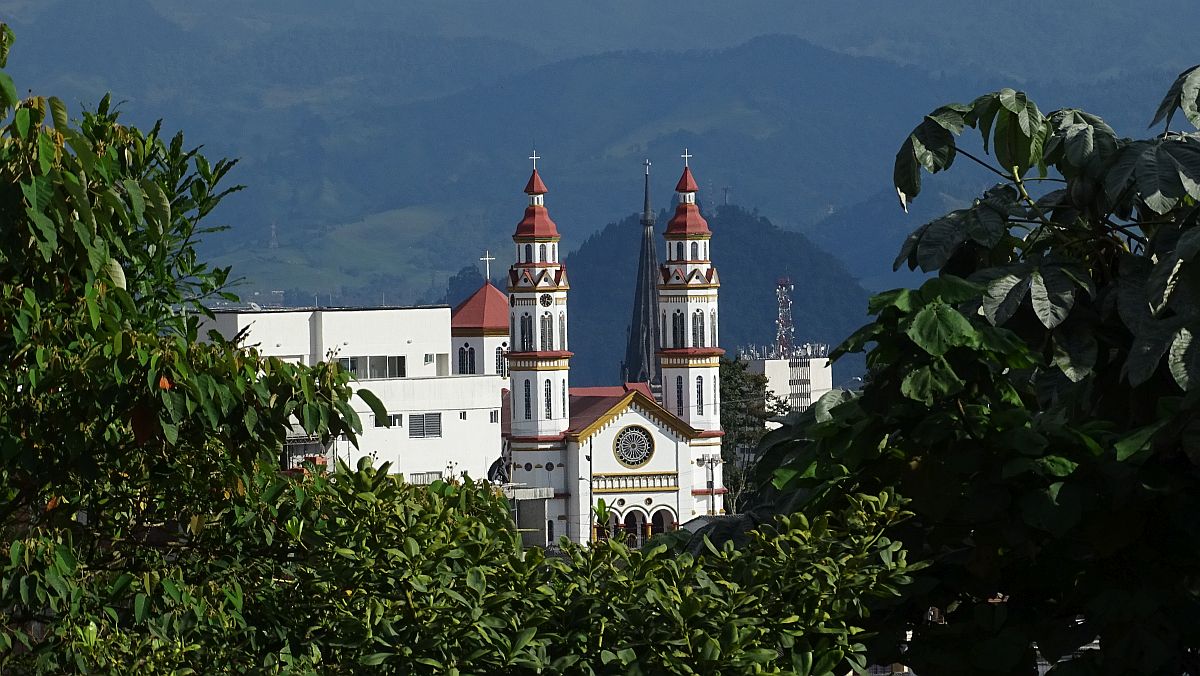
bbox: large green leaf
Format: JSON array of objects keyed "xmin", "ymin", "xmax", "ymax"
[
  {"xmin": 1030, "ymin": 265, "xmax": 1075, "ymax": 329},
  {"xmin": 1137, "ymin": 142, "xmax": 1187, "ymax": 214},
  {"xmin": 1150, "ymin": 65, "xmax": 1200, "ymax": 131},
  {"xmin": 905, "ymin": 302, "xmax": 977, "ymax": 356},
  {"xmin": 894, "ymin": 108, "xmax": 966, "ymax": 209},
  {"xmin": 1053, "ymin": 323, "xmax": 1098, "ymax": 382},
  {"xmin": 915, "ymin": 211, "xmax": 969, "ymax": 272},
  {"xmin": 1168, "ymin": 326, "xmax": 1200, "ymax": 391},
  {"xmin": 982, "ymin": 267, "xmax": 1032, "ymax": 325}
]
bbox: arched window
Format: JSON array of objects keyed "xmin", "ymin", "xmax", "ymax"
[
  {"xmin": 520, "ymin": 313, "xmax": 534, "ymax": 352},
  {"xmin": 496, "ymin": 345, "xmax": 507, "ymax": 377},
  {"xmin": 675, "ymin": 376, "xmax": 684, "ymax": 416},
  {"xmin": 562, "ymin": 380, "xmax": 567, "ymax": 417},
  {"xmin": 510, "ymin": 314, "xmax": 516, "ymax": 345},
  {"xmin": 544, "ymin": 379, "xmax": 553, "ymax": 419},
  {"xmin": 676, "ymin": 242, "xmax": 684, "ymax": 261},
  {"xmin": 558, "ymin": 312, "xmax": 567, "ymax": 350},
  {"xmin": 457, "ymin": 346, "xmax": 467, "ymax": 374},
  {"xmin": 539, "ymin": 243, "xmax": 547, "ymax": 262},
  {"xmin": 696, "ymin": 376, "xmax": 704, "ymax": 416},
  {"xmin": 524, "ymin": 243, "xmax": 533, "ymax": 262},
  {"xmin": 672, "ymin": 310, "xmax": 685, "ymax": 348},
  {"xmin": 714, "ymin": 376, "xmax": 719, "ymax": 408},
  {"xmin": 552, "ymin": 243, "xmax": 557, "ymax": 261},
  {"xmin": 692, "ymin": 311, "xmax": 705, "ymax": 348},
  {"xmin": 704, "ymin": 242, "xmax": 709, "ymax": 259},
  {"xmin": 691, "ymin": 241, "xmax": 699, "ymax": 260},
  {"xmin": 711, "ymin": 310, "xmax": 717, "ymax": 347},
  {"xmin": 467, "ymin": 346, "xmax": 476, "ymax": 374},
  {"xmin": 540, "ymin": 312, "xmax": 554, "ymax": 350},
  {"xmin": 661, "ymin": 310, "xmax": 667, "ymax": 347},
  {"xmin": 523, "ymin": 380, "xmax": 532, "ymax": 420}
]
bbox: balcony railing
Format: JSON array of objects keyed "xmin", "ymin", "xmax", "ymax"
[{"xmin": 592, "ymin": 472, "xmax": 678, "ymax": 493}]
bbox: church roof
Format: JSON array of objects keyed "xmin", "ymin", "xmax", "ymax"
[
  {"xmin": 451, "ymin": 282, "xmax": 508, "ymax": 332},
  {"xmin": 524, "ymin": 169, "xmax": 549, "ymax": 195},
  {"xmin": 675, "ymin": 166, "xmax": 699, "ymax": 192},
  {"xmin": 622, "ymin": 165, "xmax": 662, "ymax": 387},
  {"xmin": 514, "ymin": 206, "xmax": 560, "ymax": 239},
  {"xmin": 666, "ymin": 166, "xmax": 710, "ymax": 236},
  {"xmin": 564, "ymin": 383, "xmax": 696, "ymax": 443}
]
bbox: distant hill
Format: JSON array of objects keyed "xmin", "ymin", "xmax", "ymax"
[{"xmin": 559, "ymin": 205, "xmax": 870, "ymax": 386}]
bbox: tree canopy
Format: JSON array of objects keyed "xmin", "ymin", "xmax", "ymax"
[{"xmin": 759, "ymin": 65, "xmax": 1200, "ymax": 674}]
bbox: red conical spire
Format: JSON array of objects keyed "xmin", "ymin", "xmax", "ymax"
[
  {"xmin": 514, "ymin": 150, "xmax": 559, "ymax": 238},
  {"xmin": 524, "ymin": 169, "xmax": 549, "ymax": 195},
  {"xmin": 666, "ymin": 150, "xmax": 710, "ymax": 236}
]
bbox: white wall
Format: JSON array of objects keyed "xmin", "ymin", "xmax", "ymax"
[{"xmin": 333, "ymin": 374, "xmax": 503, "ymax": 480}]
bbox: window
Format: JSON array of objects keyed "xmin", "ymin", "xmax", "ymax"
[
  {"xmin": 661, "ymin": 310, "xmax": 667, "ymax": 347},
  {"xmin": 459, "ymin": 411, "xmax": 467, "ymax": 420},
  {"xmin": 676, "ymin": 376, "xmax": 684, "ymax": 416},
  {"xmin": 696, "ymin": 376, "xmax": 704, "ymax": 415},
  {"xmin": 558, "ymin": 312, "xmax": 566, "ymax": 350},
  {"xmin": 489, "ymin": 409, "xmax": 499, "ymax": 423},
  {"xmin": 691, "ymin": 241, "xmax": 699, "ymax": 260},
  {"xmin": 368, "ymin": 355, "xmax": 388, "ymax": 379},
  {"xmin": 337, "ymin": 357, "xmax": 361, "ymax": 377},
  {"xmin": 544, "ymin": 379, "xmax": 553, "ymax": 419},
  {"xmin": 424, "ymin": 353, "xmax": 434, "ymax": 365},
  {"xmin": 672, "ymin": 311, "xmax": 685, "ymax": 348},
  {"xmin": 710, "ymin": 310, "xmax": 717, "ymax": 347},
  {"xmin": 408, "ymin": 413, "xmax": 442, "ymax": 438},
  {"xmin": 692, "ymin": 311, "xmax": 705, "ymax": 348},
  {"xmin": 704, "ymin": 242, "xmax": 709, "ymax": 259},
  {"xmin": 468, "ymin": 346, "xmax": 476, "ymax": 374},
  {"xmin": 388, "ymin": 355, "xmax": 405, "ymax": 378},
  {"xmin": 374, "ymin": 413, "xmax": 402, "ymax": 428},
  {"xmin": 524, "ymin": 380, "xmax": 532, "ymax": 420},
  {"xmin": 562, "ymin": 380, "xmax": 567, "ymax": 417},
  {"xmin": 496, "ymin": 345, "xmax": 508, "ymax": 377},
  {"xmin": 547, "ymin": 520, "xmax": 555, "ymax": 542},
  {"xmin": 520, "ymin": 314, "xmax": 534, "ymax": 351},
  {"xmin": 714, "ymin": 377, "xmax": 719, "ymax": 408},
  {"xmin": 540, "ymin": 312, "xmax": 554, "ymax": 351},
  {"xmin": 457, "ymin": 346, "xmax": 468, "ymax": 374},
  {"xmin": 524, "ymin": 243, "xmax": 533, "ymax": 262},
  {"xmin": 676, "ymin": 242, "xmax": 684, "ymax": 260},
  {"xmin": 539, "ymin": 243, "xmax": 547, "ymax": 262}
]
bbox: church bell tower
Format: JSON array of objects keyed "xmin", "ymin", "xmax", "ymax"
[
  {"xmin": 657, "ymin": 150, "xmax": 722, "ymax": 433},
  {"xmin": 507, "ymin": 151, "xmax": 572, "ymax": 439}
]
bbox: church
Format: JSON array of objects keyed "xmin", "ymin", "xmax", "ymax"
[{"xmin": 451, "ymin": 152, "xmax": 726, "ymax": 545}]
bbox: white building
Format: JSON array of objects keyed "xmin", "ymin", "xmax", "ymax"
[
  {"xmin": 502, "ymin": 156, "xmax": 726, "ymax": 547},
  {"xmin": 201, "ymin": 306, "xmax": 504, "ymax": 481},
  {"xmin": 745, "ymin": 346, "xmax": 833, "ymax": 413}
]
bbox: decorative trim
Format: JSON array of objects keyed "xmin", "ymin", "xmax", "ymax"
[
  {"xmin": 696, "ymin": 430, "xmax": 725, "ymax": 438},
  {"xmin": 451, "ymin": 328, "xmax": 510, "ymax": 337},
  {"xmin": 692, "ymin": 488, "xmax": 728, "ymax": 496},
  {"xmin": 567, "ymin": 390, "xmax": 700, "ymax": 445},
  {"xmin": 593, "ymin": 470, "xmax": 679, "ymax": 478},
  {"xmin": 594, "ymin": 486, "xmax": 679, "ymax": 494},
  {"xmin": 509, "ymin": 434, "xmax": 567, "ymax": 443}
]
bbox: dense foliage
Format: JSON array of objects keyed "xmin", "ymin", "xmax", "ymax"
[
  {"xmin": 762, "ymin": 66, "xmax": 1200, "ymax": 673},
  {"xmin": 719, "ymin": 358, "xmax": 788, "ymax": 513},
  {"xmin": 0, "ymin": 31, "xmax": 917, "ymax": 674}
]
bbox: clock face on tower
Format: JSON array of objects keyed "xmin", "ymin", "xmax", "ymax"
[
  {"xmin": 613, "ymin": 425, "xmax": 654, "ymax": 468},
  {"xmin": 539, "ymin": 293, "xmax": 553, "ymax": 307}
]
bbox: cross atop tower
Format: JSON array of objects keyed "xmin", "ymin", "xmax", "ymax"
[
  {"xmin": 479, "ymin": 249, "xmax": 496, "ymax": 280},
  {"xmin": 644, "ymin": 158, "xmax": 652, "ymax": 175},
  {"xmin": 680, "ymin": 148, "xmax": 693, "ymax": 167},
  {"xmin": 529, "ymin": 149, "xmax": 541, "ymax": 171}
]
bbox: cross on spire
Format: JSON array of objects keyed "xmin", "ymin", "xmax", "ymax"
[
  {"xmin": 479, "ymin": 249, "xmax": 496, "ymax": 280},
  {"xmin": 643, "ymin": 158, "xmax": 652, "ymax": 175},
  {"xmin": 529, "ymin": 149, "xmax": 541, "ymax": 171},
  {"xmin": 680, "ymin": 148, "xmax": 693, "ymax": 167}
]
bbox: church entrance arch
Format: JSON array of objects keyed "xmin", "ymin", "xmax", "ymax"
[
  {"xmin": 650, "ymin": 508, "xmax": 675, "ymax": 535},
  {"xmin": 622, "ymin": 509, "xmax": 649, "ymax": 548}
]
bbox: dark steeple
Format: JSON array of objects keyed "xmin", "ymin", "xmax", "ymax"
[{"xmin": 621, "ymin": 159, "xmax": 662, "ymax": 396}]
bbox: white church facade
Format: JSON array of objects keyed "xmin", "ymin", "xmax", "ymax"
[{"xmin": 206, "ymin": 152, "xmax": 727, "ymax": 547}]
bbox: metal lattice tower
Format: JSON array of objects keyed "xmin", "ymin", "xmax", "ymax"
[{"xmin": 774, "ymin": 276, "xmax": 795, "ymax": 359}]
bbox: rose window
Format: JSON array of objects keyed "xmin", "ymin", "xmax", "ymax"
[{"xmin": 614, "ymin": 426, "xmax": 654, "ymax": 467}]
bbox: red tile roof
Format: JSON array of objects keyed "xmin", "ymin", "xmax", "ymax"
[
  {"xmin": 665, "ymin": 202, "xmax": 711, "ymax": 235},
  {"xmin": 514, "ymin": 205, "xmax": 560, "ymax": 238},
  {"xmin": 524, "ymin": 169, "xmax": 548, "ymax": 195},
  {"xmin": 675, "ymin": 166, "xmax": 699, "ymax": 193},
  {"xmin": 451, "ymin": 282, "xmax": 509, "ymax": 332},
  {"xmin": 566, "ymin": 383, "xmax": 667, "ymax": 433}
]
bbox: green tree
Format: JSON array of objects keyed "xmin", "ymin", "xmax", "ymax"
[
  {"xmin": 0, "ymin": 28, "xmax": 918, "ymax": 674},
  {"xmin": 720, "ymin": 357, "xmax": 787, "ymax": 513},
  {"xmin": 762, "ymin": 66, "xmax": 1200, "ymax": 674}
]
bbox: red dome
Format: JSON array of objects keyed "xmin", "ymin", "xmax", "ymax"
[
  {"xmin": 675, "ymin": 166, "xmax": 699, "ymax": 193},
  {"xmin": 524, "ymin": 169, "xmax": 549, "ymax": 195},
  {"xmin": 451, "ymin": 282, "xmax": 509, "ymax": 333}
]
